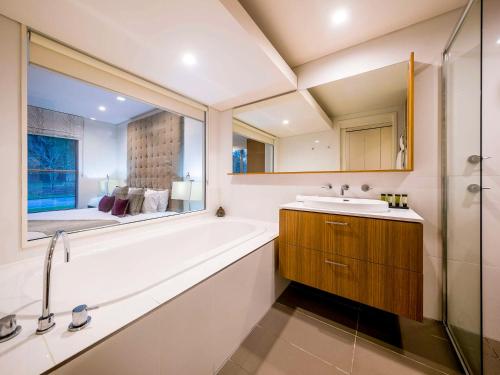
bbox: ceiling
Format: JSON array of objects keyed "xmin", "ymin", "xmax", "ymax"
[
  {"xmin": 238, "ymin": 0, "xmax": 466, "ymax": 67},
  {"xmin": 234, "ymin": 91, "xmax": 332, "ymax": 138},
  {"xmin": 309, "ymin": 61, "xmax": 408, "ymax": 117},
  {"xmin": 28, "ymin": 65, "xmax": 155, "ymax": 124},
  {"xmin": 0, "ymin": 0, "xmax": 296, "ymax": 111}
]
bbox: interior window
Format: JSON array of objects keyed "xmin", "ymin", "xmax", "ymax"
[{"xmin": 26, "ymin": 64, "xmax": 205, "ymax": 240}]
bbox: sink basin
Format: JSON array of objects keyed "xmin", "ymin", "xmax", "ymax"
[{"xmin": 297, "ymin": 195, "xmax": 389, "ymax": 213}]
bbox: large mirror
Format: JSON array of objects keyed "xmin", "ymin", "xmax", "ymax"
[
  {"xmin": 232, "ymin": 54, "xmax": 414, "ymax": 174},
  {"xmin": 26, "ymin": 65, "xmax": 205, "ymax": 241}
]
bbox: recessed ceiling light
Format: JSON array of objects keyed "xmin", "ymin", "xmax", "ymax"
[
  {"xmin": 90, "ymin": 117, "xmax": 96, "ymax": 121},
  {"xmin": 182, "ymin": 53, "xmax": 197, "ymax": 66},
  {"xmin": 116, "ymin": 96, "xmax": 126, "ymax": 102},
  {"xmin": 314, "ymin": 140, "xmax": 320, "ymax": 144},
  {"xmin": 496, "ymin": 38, "xmax": 500, "ymax": 45},
  {"xmin": 282, "ymin": 120, "xmax": 289, "ymax": 125},
  {"xmin": 98, "ymin": 106, "xmax": 106, "ymax": 112},
  {"xmin": 331, "ymin": 8, "xmax": 349, "ymax": 26}
]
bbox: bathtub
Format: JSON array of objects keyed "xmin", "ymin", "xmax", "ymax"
[{"xmin": 0, "ymin": 217, "xmax": 272, "ymax": 317}]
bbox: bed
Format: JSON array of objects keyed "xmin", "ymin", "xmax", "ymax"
[{"xmin": 28, "ymin": 208, "xmax": 179, "ymax": 240}]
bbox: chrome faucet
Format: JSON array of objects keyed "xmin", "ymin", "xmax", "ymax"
[
  {"xmin": 36, "ymin": 230, "xmax": 71, "ymax": 335},
  {"xmin": 340, "ymin": 184, "xmax": 350, "ymax": 196}
]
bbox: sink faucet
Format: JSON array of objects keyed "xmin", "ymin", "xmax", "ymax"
[
  {"xmin": 340, "ymin": 184, "xmax": 350, "ymax": 196},
  {"xmin": 36, "ymin": 230, "xmax": 70, "ymax": 335}
]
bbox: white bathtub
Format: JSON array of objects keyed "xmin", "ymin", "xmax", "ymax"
[{"xmin": 0, "ymin": 217, "xmax": 270, "ymax": 317}]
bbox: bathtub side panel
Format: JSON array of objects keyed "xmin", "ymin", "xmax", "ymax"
[{"xmin": 52, "ymin": 239, "xmax": 285, "ymax": 375}]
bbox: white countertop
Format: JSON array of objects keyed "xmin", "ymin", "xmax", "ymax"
[
  {"xmin": 0, "ymin": 216, "xmax": 278, "ymax": 375},
  {"xmin": 280, "ymin": 201, "xmax": 424, "ymax": 223}
]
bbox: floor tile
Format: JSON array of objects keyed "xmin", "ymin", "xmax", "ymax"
[
  {"xmin": 488, "ymin": 338, "xmax": 500, "ymax": 358},
  {"xmin": 357, "ymin": 307, "xmax": 464, "ymax": 374},
  {"xmin": 352, "ymin": 337, "xmax": 446, "ymax": 375},
  {"xmin": 219, "ymin": 284, "xmax": 466, "ymax": 375},
  {"xmin": 484, "ymin": 353, "xmax": 500, "ymax": 375},
  {"xmin": 257, "ymin": 303, "xmax": 355, "ymax": 372},
  {"xmin": 218, "ymin": 360, "xmax": 250, "ymax": 375},
  {"xmin": 277, "ymin": 283, "xmax": 359, "ymax": 333},
  {"xmin": 230, "ymin": 325, "xmax": 337, "ymax": 375}
]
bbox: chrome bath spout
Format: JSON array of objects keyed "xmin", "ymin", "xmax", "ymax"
[{"xmin": 36, "ymin": 230, "xmax": 70, "ymax": 335}]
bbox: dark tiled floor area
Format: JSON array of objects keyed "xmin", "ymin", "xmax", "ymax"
[
  {"xmin": 218, "ymin": 283, "xmax": 465, "ymax": 375},
  {"xmin": 484, "ymin": 337, "xmax": 500, "ymax": 374}
]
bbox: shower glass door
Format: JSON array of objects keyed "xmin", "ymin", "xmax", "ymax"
[{"xmin": 443, "ymin": 0, "xmax": 482, "ymax": 373}]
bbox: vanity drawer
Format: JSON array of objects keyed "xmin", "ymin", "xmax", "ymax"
[
  {"xmin": 279, "ymin": 209, "xmax": 365, "ymax": 256},
  {"xmin": 279, "ymin": 209, "xmax": 422, "ymax": 272},
  {"xmin": 279, "ymin": 243, "xmax": 330, "ymax": 292},
  {"xmin": 279, "ymin": 244, "xmax": 423, "ymax": 321}
]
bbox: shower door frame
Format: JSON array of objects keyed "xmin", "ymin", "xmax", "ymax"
[{"xmin": 441, "ymin": 0, "xmax": 483, "ymax": 374}]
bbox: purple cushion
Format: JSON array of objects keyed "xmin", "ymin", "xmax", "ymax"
[
  {"xmin": 98, "ymin": 195, "xmax": 115, "ymax": 212},
  {"xmin": 111, "ymin": 198, "xmax": 129, "ymax": 217}
]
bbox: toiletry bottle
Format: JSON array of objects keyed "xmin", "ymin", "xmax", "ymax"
[
  {"xmin": 380, "ymin": 193, "xmax": 386, "ymax": 202},
  {"xmin": 402, "ymin": 194, "xmax": 408, "ymax": 208},
  {"xmin": 388, "ymin": 194, "xmax": 394, "ymax": 208},
  {"xmin": 395, "ymin": 194, "xmax": 401, "ymax": 208}
]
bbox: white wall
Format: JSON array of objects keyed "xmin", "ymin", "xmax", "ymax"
[
  {"xmin": 217, "ymin": 11, "xmax": 460, "ymax": 320},
  {"xmin": 482, "ymin": 0, "xmax": 500, "ymax": 343},
  {"xmin": 276, "ymin": 129, "xmax": 339, "ymax": 172},
  {"xmin": 183, "ymin": 117, "xmax": 205, "ymax": 210},
  {"xmin": 183, "ymin": 117, "xmax": 204, "ymax": 181},
  {"xmin": 0, "ymin": 14, "xmax": 22, "ymax": 264},
  {"xmin": 78, "ymin": 118, "xmax": 126, "ymax": 208}
]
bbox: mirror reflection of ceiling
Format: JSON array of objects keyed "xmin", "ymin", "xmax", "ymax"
[
  {"xmin": 233, "ymin": 91, "xmax": 332, "ymax": 138},
  {"xmin": 234, "ymin": 61, "xmax": 407, "ymax": 138},
  {"xmin": 28, "ymin": 65, "xmax": 155, "ymax": 124},
  {"xmin": 309, "ymin": 62, "xmax": 408, "ymax": 118}
]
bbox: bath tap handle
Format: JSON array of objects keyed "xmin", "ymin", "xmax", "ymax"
[
  {"xmin": 0, "ymin": 314, "xmax": 22, "ymax": 343},
  {"xmin": 68, "ymin": 304, "xmax": 92, "ymax": 332}
]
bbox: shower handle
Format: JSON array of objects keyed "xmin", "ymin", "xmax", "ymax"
[{"xmin": 467, "ymin": 184, "xmax": 491, "ymax": 193}]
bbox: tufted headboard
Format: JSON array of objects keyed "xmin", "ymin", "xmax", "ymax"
[{"xmin": 127, "ymin": 110, "xmax": 184, "ymax": 210}]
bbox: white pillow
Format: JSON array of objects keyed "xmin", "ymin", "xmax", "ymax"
[
  {"xmin": 157, "ymin": 189, "xmax": 169, "ymax": 212},
  {"xmin": 142, "ymin": 190, "xmax": 160, "ymax": 213}
]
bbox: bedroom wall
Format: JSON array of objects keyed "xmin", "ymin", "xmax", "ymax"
[
  {"xmin": 78, "ymin": 118, "xmax": 126, "ymax": 208},
  {"xmin": 183, "ymin": 117, "xmax": 205, "ymax": 211}
]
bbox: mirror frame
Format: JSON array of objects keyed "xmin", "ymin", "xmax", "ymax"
[{"xmin": 229, "ymin": 52, "xmax": 415, "ymax": 175}]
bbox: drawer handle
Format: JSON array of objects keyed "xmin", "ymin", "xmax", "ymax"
[
  {"xmin": 325, "ymin": 221, "xmax": 349, "ymax": 226},
  {"xmin": 325, "ymin": 259, "xmax": 348, "ymax": 267}
]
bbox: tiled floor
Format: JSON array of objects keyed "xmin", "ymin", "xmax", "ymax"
[
  {"xmin": 484, "ymin": 337, "xmax": 500, "ymax": 374},
  {"xmin": 218, "ymin": 283, "xmax": 465, "ymax": 375}
]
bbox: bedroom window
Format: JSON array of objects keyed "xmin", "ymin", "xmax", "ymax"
[
  {"xmin": 28, "ymin": 134, "xmax": 78, "ymax": 213},
  {"xmin": 25, "ymin": 33, "xmax": 207, "ymax": 242}
]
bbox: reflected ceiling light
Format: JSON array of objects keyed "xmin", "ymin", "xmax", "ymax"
[
  {"xmin": 182, "ymin": 53, "xmax": 197, "ymax": 66},
  {"xmin": 98, "ymin": 106, "xmax": 106, "ymax": 112},
  {"xmin": 331, "ymin": 8, "xmax": 349, "ymax": 26},
  {"xmin": 496, "ymin": 38, "xmax": 500, "ymax": 45},
  {"xmin": 282, "ymin": 119, "xmax": 289, "ymax": 125},
  {"xmin": 116, "ymin": 96, "xmax": 126, "ymax": 101},
  {"xmin": 90, "ymin": 117, "xmax": 96, "ymax": 121}
]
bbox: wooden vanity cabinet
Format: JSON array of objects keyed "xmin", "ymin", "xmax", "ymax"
[{"xmin": 279, "ymin": 209, "xmax": 423, "ymax": 321}]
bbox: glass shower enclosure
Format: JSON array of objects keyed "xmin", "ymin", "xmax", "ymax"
[{"xmin": 443, "ymin": 0, "xmax": 483, "ymax": 373}]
